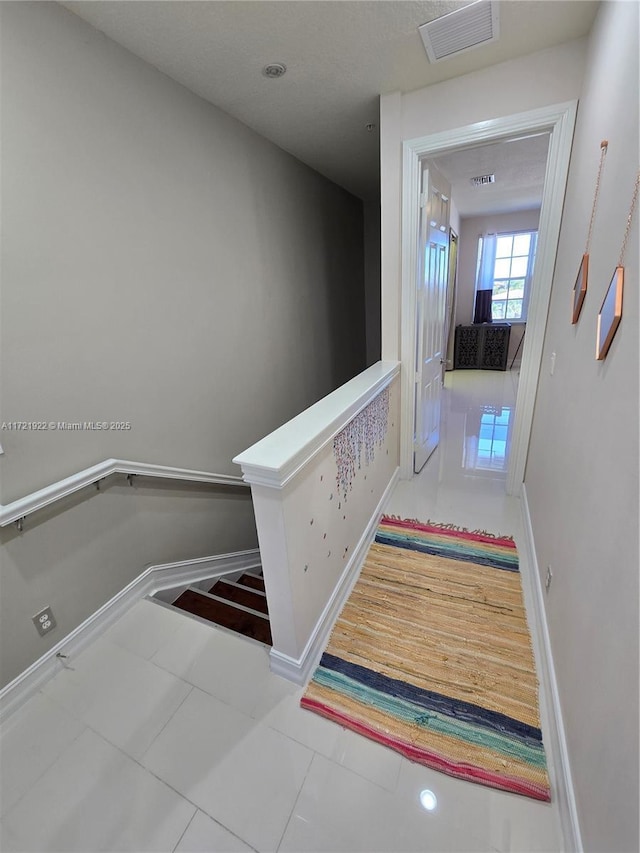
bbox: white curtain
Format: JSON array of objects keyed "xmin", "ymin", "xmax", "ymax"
[
  {"xmin": 473, "ymin": 233, "xmax": 497, "ymax": 324},
  {"xmin": 476, "ymin": 232, "xmax": 497, "ymax": 291}
]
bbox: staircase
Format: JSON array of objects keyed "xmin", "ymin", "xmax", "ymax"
[{"xmin": 163, "ymin": 572, "xmax": 272, "ymax": 646}]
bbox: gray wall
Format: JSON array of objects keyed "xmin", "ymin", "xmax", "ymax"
[
  {"xmin": 363, "ymin": 199, "xmax": 382, "ymax": 365},
  {"xmin": 0, "ymin": 2, "xmax": 365, "ymax": 686},
  {"xmin": 456, "ymin": 209, "xmax": 540, "ymax": 365},
  {"xmin": 525, "ymin": 3, "xmax": 639, "ymax": 851}
]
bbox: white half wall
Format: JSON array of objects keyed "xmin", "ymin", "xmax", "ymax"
[{"xmin": 235, "ymin": 363, "xmax": 400, "ymax": 683}]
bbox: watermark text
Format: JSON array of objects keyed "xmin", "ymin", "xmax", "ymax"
[{"xmin": 1, "ymin": 421, "xmax": 132, "ymax": 431}]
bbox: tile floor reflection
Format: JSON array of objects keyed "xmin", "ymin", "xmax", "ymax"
[{"xmin": 0, "ymin": 369, "xmax": 564, "ymax": 852}]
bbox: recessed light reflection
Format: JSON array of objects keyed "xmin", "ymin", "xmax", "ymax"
[{"xmin": 419, "ymin": 788, "xmax": 438, "ymax": 811}]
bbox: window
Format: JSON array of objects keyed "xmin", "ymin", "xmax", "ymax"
[
  {"xmin": 475, "ymin": 230, "xmax": 538, "ymax": 323},
  {"xmin": 491, "ymin": 231, "xmax": 537, "ymax": 321}
]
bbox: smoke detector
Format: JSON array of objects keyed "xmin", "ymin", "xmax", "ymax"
[
  {"xmin": 262, "ymin": 63, "xmax": 287, "ymax": 79},
  {"xmin": 419, "ymin": 1, "xmax": 499, "ymax": 63}
]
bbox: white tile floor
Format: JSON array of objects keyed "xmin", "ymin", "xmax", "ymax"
[{"xmin": 0, "ymin": 370, "xmax": 564, "ymax": 852}]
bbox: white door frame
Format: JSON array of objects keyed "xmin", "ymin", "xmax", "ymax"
[{"xmin": 399, "ymin": 101, "xmax": 578, "ymax": 495}]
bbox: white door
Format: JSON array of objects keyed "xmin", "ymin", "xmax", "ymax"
[{"xmin": 414, "ymin": 163, "xmax": 450, "ymax": 473}]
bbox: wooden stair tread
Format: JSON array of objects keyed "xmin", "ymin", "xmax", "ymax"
[
  {"xmin": 173, "ymin": 589, "xmax": 272, "ymax": 645},
  {"xmin": 209, "ymin": 579, "xmax": 268, "ymax": 614},
  {"xmin": 237, "ymin": 573, "xmax": 265, "ymax": 592}
]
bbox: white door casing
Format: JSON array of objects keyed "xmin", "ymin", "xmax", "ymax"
[
  {"xmin": 414, "ymin": 163, "xmax": 450, "ymax": 472},
  {"xmin": 399, "ymin": 101, "xmax": 578, "ymax": 494}
]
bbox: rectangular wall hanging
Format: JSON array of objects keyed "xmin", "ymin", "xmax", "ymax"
[
  {"xmin": 572, "ymin": 253, "xmax": 589, "ymax": 324},
  {"xmin": 596, "ymin": 266, "xmax": 623, "ymax": 360}
]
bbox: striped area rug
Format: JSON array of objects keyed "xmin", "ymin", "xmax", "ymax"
[{"xmin": 301, "ymin": 516, "xmax": 550, "ymax": 801}]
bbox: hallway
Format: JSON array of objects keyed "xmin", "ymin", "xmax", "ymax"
[
  {"xmin": 0, "ymin": 370, "xmax": 564, "ymax": 853},
  {"xmin": 389, "ymin": 368, "xmax": 521, "ymax": 535}
]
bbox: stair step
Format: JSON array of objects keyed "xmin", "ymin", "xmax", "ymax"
[
  {"xmin": 173, "ymin": 588, "xmax": 272, "ymax": 645},
  {"xmin": 237, "ymin": 572, "xmax": 265, "ymax": 592},
  {"xmin": 209, "ymin": 579, "xmax": 268, "ymax": 614}
]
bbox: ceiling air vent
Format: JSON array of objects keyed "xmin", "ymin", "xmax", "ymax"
[
  {"xmin": 418, "ymin": 0, "xmax": 499, "ymax": 63},
  {"xmin": 470, "ymin": 174, "xmax": 496, "ymax": 187}
]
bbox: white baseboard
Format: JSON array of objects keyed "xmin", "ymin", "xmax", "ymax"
[
  {"xmin": 520, "ymin": 485, "xmax": 582, "ymax": 852},
  {"xmin": 0, "ymin": 548, "xmax": 260, "ymax": 722},
  {"xmin": 270, "ymin": 467, "xmax": 400, "ymax": 685}
]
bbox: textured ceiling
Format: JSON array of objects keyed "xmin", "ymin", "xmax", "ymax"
[
  {"xmin": 433, "ymin": 132, "xmax": 551, "ymax": 217},
  {"xmin": 63, "ymin": 1, "xmax": 599, "ymax": 202}
]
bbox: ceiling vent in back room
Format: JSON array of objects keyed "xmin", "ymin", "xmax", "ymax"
[
  {"xmin": 418, "ymin": 0, "xmax": 499, "ymax": 63},
  {"xmin": 470, "ymin": 174, "xmax": 496, "ymax": 187}
]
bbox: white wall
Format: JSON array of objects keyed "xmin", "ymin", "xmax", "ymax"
[
  {"xmin": 0, "ymin": 2, "xmax": 365, "ymax": 686},
  {"xmin": 380, "ymin": 38, "xmax": 587, "ymax": 361},
  {"xmin": 525, "ymin": 4, "xmax": 639, "ymax": 852},
  {"xmin": 456, "ymin": 209, "xmax": 540, "ymax": 363}
]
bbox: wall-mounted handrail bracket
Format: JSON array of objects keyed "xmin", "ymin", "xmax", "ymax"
[
  {"xmin": 96, "ymin": 479, "xmax": 103, "ymax": 492},
  {"xmin": 15, "ymin": 517, "xmax": 24, "ymax": 533},
  {"xmin": 127, "ymin": 473, "xmax": 135, "ymax": 487}
]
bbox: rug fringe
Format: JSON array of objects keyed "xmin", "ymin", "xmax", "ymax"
[{"xmin": 381, "ymin": 514, "xmax": 515, "ymax": 542}]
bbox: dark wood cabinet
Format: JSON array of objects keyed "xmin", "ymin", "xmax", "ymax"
[{"xmin": 454, "ymin": 324, "xmax": 511, "ymax": 371}]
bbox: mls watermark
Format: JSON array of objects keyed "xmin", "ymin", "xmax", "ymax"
[{"xmin": 1, "ymin": 421, "xmax": 132, "ymax": 431}]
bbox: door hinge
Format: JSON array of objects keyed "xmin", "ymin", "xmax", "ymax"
[{"xmin": 419, "ymin": 192, "xmax": 427, "ymax": 209}]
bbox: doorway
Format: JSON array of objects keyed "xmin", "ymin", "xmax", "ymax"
[{"xmin": 399, "ymin": 101, "xmax": 577, "ymax": 495}]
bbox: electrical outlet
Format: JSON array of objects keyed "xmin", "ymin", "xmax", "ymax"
[
  {"xmin": 32, "ymin": 606, "xmax": 57, "ymax": 637},
  {"xmin": 545, "ymin": 566, "xmax": 553, "ymax": 592}
]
